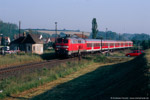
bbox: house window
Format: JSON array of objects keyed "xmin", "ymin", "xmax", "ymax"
[{"xmin": 33, "ymin": 46, "xmax": 35, "ymax": 51}]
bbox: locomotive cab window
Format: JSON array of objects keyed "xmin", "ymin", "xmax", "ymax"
[
  {"xmin": 57, "ymin": 38, "xmax": 62, "ymax": 43},
  {"xmin": 63, "ymin": 39, "xmax": 68, "ymax": 43},
  {"xmin": 78, "ymin": 40, "xmax": 81, "ymax": 43}
]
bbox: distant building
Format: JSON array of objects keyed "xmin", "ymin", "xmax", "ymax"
[
  {"xmin": 0, "ymin": 37, "xmax": 11, "ymax": 45},
  {"xmin": 42, "ymin": 37, "xmax": 51, "ymax": 44},
  {"xmin": 10, "ymin": 34, "xmax": 44, "ymax": 54},
  {"xmin": 73, "ymin": 34, "xmax": 88, "ymax": 39},
  {"xmin": 10, "ymin": 36, "xmax": 26, "ymax": 51}
]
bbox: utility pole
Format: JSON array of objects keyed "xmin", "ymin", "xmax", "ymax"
[
  {"xmin": 100, "ymin": 36, "xmax": 103, "ymax": 51},
  {"xmin": 55, "ymin": 22, "xmax": 57, "ymax": 43},
  {"xmin": 105, "ymin": 28, "xmax": 108, "ymax": 40},
  {"xmin": 19, "ymin": 21, "xmax": 21, "ymax": 37},
  {"xmin": 82, "ymin": 31, "xmax": 84, "ymax": 39}
]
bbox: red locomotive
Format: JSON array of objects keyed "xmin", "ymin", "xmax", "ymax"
[{"xmin": 55, "ymin": 37, "xmax": 133, "ymax": 57}]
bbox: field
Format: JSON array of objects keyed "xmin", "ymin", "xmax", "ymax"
[{"xmin": 38, "ymin": 30, "xmax": 90, "ymax": 36}]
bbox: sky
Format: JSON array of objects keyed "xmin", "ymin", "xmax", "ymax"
[{"xmin": 0, "ymin": 0, "xmax": 150, "ymax": 34}]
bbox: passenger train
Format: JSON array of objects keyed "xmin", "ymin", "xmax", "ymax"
[{"xmin": 55, "ymin": 37, "xmax": 133, "ymax": 57}]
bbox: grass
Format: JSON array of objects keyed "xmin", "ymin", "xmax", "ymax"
[
  {"xmin": 0, "ymin": 55, "xmax": 108, "ymax": 99},
  {"xmin": 0, "ymin": 54, "xmax": 42, "ymax": 68},
  {"xmin": 109, "ymin": 49, "xmax": 132, "ymax": 57},
  {"xmin": 31, "ymin": 53, "xmax": 149, "ymax": 100},
  {"xmin": 0, "ymin": 49, "xmax": 55, "ymax": 68}
]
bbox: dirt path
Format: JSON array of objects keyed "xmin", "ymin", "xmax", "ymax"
[{"xmin": 4, "ymin": 62, "xmax": 118, "ymax": 100}]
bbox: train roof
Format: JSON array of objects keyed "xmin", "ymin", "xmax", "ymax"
[
  {"xmin": 85, "ymin": 39, "xmax": 133, "ymax": 43},
  {"xmin": 62, "ymin": 37, "xmax": 133, "ymax": 43}
]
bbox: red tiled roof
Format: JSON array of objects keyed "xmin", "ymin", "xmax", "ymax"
[
  {"xmin": 50, "ymin": 38, "xmax": 56, "ymax": 42},
  {"xmin": 74, "ymin": 34, "xmax": 88, "ymax": 39}
]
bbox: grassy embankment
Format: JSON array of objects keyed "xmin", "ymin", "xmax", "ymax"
[
  {"xmin": 30, "ymin": 51, "xmax": 149, "ymax": 100},
  {"xmin": 0, "ymin": 54, "xmax": 111, "ymax": 99},
  {"xmin": 0, "ymin": 50, "xmax": 55, "ymax": 69}
]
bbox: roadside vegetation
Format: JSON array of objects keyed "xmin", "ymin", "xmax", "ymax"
[{"xmin": 109, "ymin": 49, "xmax": 131, "ymax": 57}]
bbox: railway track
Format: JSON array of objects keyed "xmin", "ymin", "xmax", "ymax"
[
  {"xmin": 0, "ymin": 50, "xmax": 129, "ymax": 80},
  {"xmin": 0, "ymin": 58, "xmax": 78, "ymax": 80}
]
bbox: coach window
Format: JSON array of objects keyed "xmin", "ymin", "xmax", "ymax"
[
  {"xmin": 81, "ymin": 40, "xmax": 85, "ymax": 43},
  {"xmin": 96, "ymin": 43, "xmax": 99, "ymax": 47},
  {"xmin": 106, "ymin": 43, "xmax": 108, "ymax": 46},
  {"xmin": 94, "ymin": 43, "xmax": 96, "ymax": 47},
  {"xmin": 103, "ymin": 43, "xmax": 104, "ymax": 46},
  {"xmin": 116, "ymin": 43, "xmax": 118, "ymax": 46},
  {"xmin": 87, "ymin": 43, "xmax": 92, "ymax": 47},
  {"xmin": 87, "ymin": 43, "xmax": 90, "ymax": 47}
]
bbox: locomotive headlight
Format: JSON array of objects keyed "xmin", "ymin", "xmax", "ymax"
[{"xmin": 56, "ymin": 48, "xmax": 59, "ymax": 50}]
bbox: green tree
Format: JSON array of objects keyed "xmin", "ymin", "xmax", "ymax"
[
  {"xmin": 92, "ymin": 18, "xmax": 98, "ymax": 39},
  {"xmin": 141, "ymin": 40, "xmax": 149, "ymax": 50},
  {"xmin": 1, "ymin": 36, "xmax": 5, "ymax": 46}
]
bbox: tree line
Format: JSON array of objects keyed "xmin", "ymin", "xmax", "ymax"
[{"xmin": 0, "ymin": 20, "xmax": 19, "ymax": 40}]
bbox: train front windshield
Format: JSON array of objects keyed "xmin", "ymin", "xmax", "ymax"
[{"xmin": 57, "ymin": 38, "xmax": 68, "ymax": 43}]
